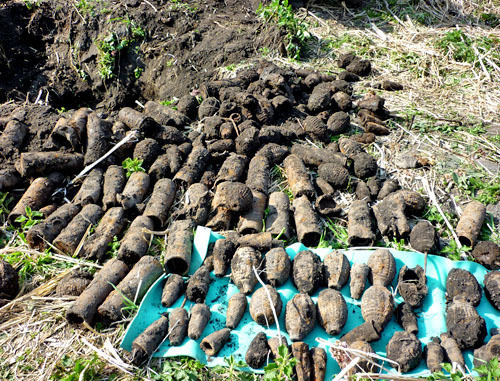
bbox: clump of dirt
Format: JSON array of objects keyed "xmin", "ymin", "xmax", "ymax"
[{"xmin": 0, "ymin": 0, "xmax": 282, "ymax": 110}]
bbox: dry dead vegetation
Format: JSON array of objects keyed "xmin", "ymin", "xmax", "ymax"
[{"xmin": 0, "ymin": 0, "xmax": 499, "ymax": 380}]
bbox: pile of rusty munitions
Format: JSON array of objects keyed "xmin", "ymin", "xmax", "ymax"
[{"xmin": 1, "ymin": 56, "xmax": 499, "ymax": 374}]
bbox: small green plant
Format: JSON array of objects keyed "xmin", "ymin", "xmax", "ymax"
[
  {"xmin": 75, "ymin": 0, "xmax": 96, "ymax": 18},
  {"xmin": 152, "ymin": 358, "xmax": 205, "ymax": 381},
  {"xmin": 475, "ymin": 357, "xmax": 500, "ymax": 380},
  {"xmin": 134, "ymin": 67, "xmax": 143, "ymax": 79},
  {"xmin": 440, "ymin": 239, "xmax": 471, "ymax": 261},
  {"xmin": 0, "ymin": 192, "xmax": 13, "ymax": 221},
  {"xmin": 51, "ymin": 353, "xmax": 106, "ymax": 381},
  {"xmin": 451, "ymin": 171, "xmax": 500, "ymax": 205},
  {"xmin": 122, "ymin": 157, "xmax": 145, "ymax": 178},
  {"xmin": 263, "ymin": 344, "xmax": 297, "ymax": 381},
  {"xmin": 389, "ymin": 237, "xmax": 406, "ymax": 251},
  {"xmin": 257, "ymin": 0, "xmax": 312, "ymax": 60},
  {"xmin": 15, "ymin": 206, "xmax": 44, "ymax": 231},
  {"xmin": 107, "ymin": 235, "xmax": 120, "ymax": 257},
  {"xmin": 160, "ymin": 97, "xmax": 178, "ymax": 109},
  {"xmin": 24, "ymin": 0, "xmax": 40, "ymax": 10}
]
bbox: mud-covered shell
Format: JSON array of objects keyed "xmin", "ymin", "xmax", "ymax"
[
  {"xmin": 483, "ymin": 270, "xmax": 500, "ymax": 311},
  {"xmin": 349, "ymin": 341, "xmax": 378, "ymax": 373},
  {"xmin": 292, "ymin": 250, "xmax": 324, "ymax": 295},
  {"xmin": 263, "ymin": 247, "xmax": 291, "ymax": 287},
  {"xmin": 0, "ymin": 260, "xmax": 19, "ymax": 300},
  {"xmin": 230, "ymin": 246, "xmax": 262, "ymax": 294},
  {"xmin": 213, "ymin": 181, "xmax": 253, "ymax": 212},
  {"xmin": 323, "ymin": 250, "xmax": 351, "ymax": 290},
  {"xmin": 367, "ymin": 249, "xmax": 396, "ymax": 287},
  {"xmin": 303, "ymin": 115, "xmax": 329, "ymax": 142},
  {"xmin": 249, "ymin": 285, "xmax": 282, "ymax": 326},
  {"xmin": 350, "ymin": 262, "xmax": 370, "ymax": 300},
  {"xmin": 361, "ymin": 286, "xmax": 394, "ymax": 328},
  {"xmin": 446, "ymin": 298, "xmax": 487, "ymax": 349},
  {"xmin": 285, "ymin": 293, "xmax": 316, "ymax": 341},
  {"xmin": 397, "ymin": 265, "xmax": 428, "ymax": 308},
  {"xmin": 386, "ymin": 331, "xmax": 422, "ymax": 373},
  {"xmin": 226, "ymin": 292, "xmax": 247, "ymax": 329},
  {"xmin": 445, "ymin": 268, "xmax": 482, "ymax": 306},
  {"xmin": 317, "ymin": 288, "xmax": 348, "ymax": 335}
]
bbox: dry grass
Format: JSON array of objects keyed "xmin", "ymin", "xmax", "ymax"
[{"xmin": 1, "ymin": 0, "xmax": 500, "ymax": 380}]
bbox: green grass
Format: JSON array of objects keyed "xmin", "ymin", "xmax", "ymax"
[{"xmin": 51, "ymin": 353, "xmax": 111, "ymax": 381}]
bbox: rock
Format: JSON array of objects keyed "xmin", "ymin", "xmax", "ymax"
[
  {"xmin": 395, "ymin": 154, "xmax": 419, "ymax": 169},
  {"xmin": 471, "ymin": 241, "xmax": 500, "ymax": 269}
]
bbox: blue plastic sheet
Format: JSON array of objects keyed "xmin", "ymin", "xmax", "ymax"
[{"xmin": 121, "ymin": 226, "xmax": 499, "ymax": 378}]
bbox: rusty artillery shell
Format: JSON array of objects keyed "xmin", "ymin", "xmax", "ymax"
[
  {"xmin": 324, "ymin": 250, "xmax": 350, "ymax": 290},
  {"xmin": 268, "ymin": 335, "xmax": 290, "ymax": 359},
  {"xmin": 410, "ymin": 220, "xmax": 437, "ymax": 253},
  {"xmin": 39, "ymin": 204, "xmax": 57, "ymax": 217},
  {"xmin": 361, "ymin": 286, "xmax": 394, "ymax": 328},
  {"xmin": 456, "ymin": 200, "xmax": 486, "ymax": 248},
  {"xmin": 231, "ymin": 246, "xmax": 262, "ymax": 294},
  {"xmin": 16, "ymin": 152, "xmax": 84, "ymax": 178},
  {"xmin": 188, "ymin": 303, "xmax": 211, "ymax": 340},
  {"xmin": 396, "ymin": 302, "xmax": 418, "ymax": 334},
  {"xmin": 238, "ymin": 190, "xmax": 267, "ymax": 234},
  {"xmin": 265, "ymin": 191, "xmax": 291, "ymax": 240},
  {"xmin": 291, "ymin": 144, "xmax": 347, "ymax": 168},
  {"xmin": 0, "ymin": 168, "xmax": 21, "ymax": 191},
  {"xmin": 0, "ymin": 260, "xmax": 19, "ymax": 300},
  {"xmin": 293, "ymin": 195, "xmax": 322, "ymax": 248},
  {"xmin": 237, "ymin": 232, "xmax": 273, "ymax": 252},
  {"xmin": 144, "ymin": 100, "xmax": 189, "ymax": 129},
  {"xmin": 471, "ymin": 241, "xmax": 500, "ymax": 270},
  {"xmin": 446, "ymin": 298, "xmax": 486, "ymax": 349},
  {"xmin": 284, "ymin": 154, "xmax": 315, "ymax": 199},
  {"xmin": 102, "ymin": 165, "xmax": 126, "ymax": 210},
  {"xmin": 117, "ymin": 171, "xmax": 150, "ymax": 210},
  {"xmin": 250, "ymin": 285, "xmax": 282, "ymax": 326},
  {"xmin": 350, "ymin": 263, "xmax": 369, "ymax": 300},
  {"xmin": 26, "ymin": 203, "xmax": 80, "ymax": 250},
  {"xmin": 0, "ymin": 119, "xmax": 28, "ymax": 156},
  {"xmin": 200, "ymin": 328, "xmax": 231, "ymax": 356},
  {"xmin": 213, "ymin": 181, "xmax": 253, "ymax": 212},
  {"xmin": 292, "ymin": 250, "xmax": 323, "ymax": 295},
  {"xmin": 73, "ymin": 168, "xmax": 104, "ymax": 206},
  {"xmin": 168, "ymin": 307, "xmax": 189, "ymax": 346},
  {"xmin": 117, "ymin": 215, "xmax": 154, "ymax": 265},
  {"xmin": 340, "ymin": 320, "xmax": 382, "ymax": 345},
  {"xmin": 133, "ymin": 138, "xmax": 161, "ymax": 170},
  {"xmin": 66, "ymin": 258, "xmax": 129, "ymax": 324},
  {"xmin": 53, "ymin": 204, "xmax": 103, "ymax": 255},
  {"xmin": 484, "ymin": 270, "xmax": 500, "ymax": 311},
  {"xmin": 173, "ymin": 146, "xmax": 210, "ymax": 187},
  {"xmin": 213, "ymin": 239, "xmax": 236, "ymax": 277},
  {"xmin": 164, "ymin": 220, "xmax": 194, "ymax": 275},
  {"xmin": 263, "ymin": 247, "xmax": 291, "ymax": 287},
  {"xmin": 215, "ymin": 153, "xmax": 247, "ymax": 185},
  {"xmin": 226, "ymin": 292, "xmax": 247, "ymax": 329},
  {"xmin": 440, "ymin": 332, "xmax": 465, "ymax": 368},
  {"xmin": 131, "ymin": 314, "xmax": 169, "ymax": 365},
  {"xmin": 98, "ymin": 256, "xmax": 163, "ymax": 322},
  {"xmin": 161, "ymin": 274, "xmax": 185, "ymax": 307},
  {"xmin": 143, "ymin": 178, "xmax": 176, "ymax": 228},
  {"xmin": 347, "ymin": 200, "xmax": 375, "ymax": 246},
  {"xmin": 51, "ymin": 108, "xmax": 91, "ymax": 150},
  {"xmin": 56, "ymin": 270, "xmax": 93, "ymax": 297},
  {"xmin": 7, "ymin": 173, "xmax": 60, "ymax": 225},
  {"xmin": 149, "ymin": 148, "xmax": 183, "ymax": 182},
  {"xmin": 285, "ymin": 293, "xmax": 316, "ymax": 341},
  {"xmin": 367, "ymin": 248, "xmax": 396, "ymax": 287},
  {"xmin": 311, "ymin": 347, "xmax": 326, "ymax": 381},
  {"xmin": 246, "ymin": 332, "xmax": 270, "ymax": 369},
  {"xmin": 317, "ymin": 163, "xmax": 350, "ymax": 189},
  {"xmin": 317, "ymin": 289, "xmax": 347, "ymax": 335},
  {"xmin": 246, "ymin": 154, "xmax": 270, "ymax": 195},
  {"xmin": 348, "ymin": 341, "xmax": 378, "ymax": 374},
  {"xmin": 398, "ymin": 265, "xmax": 428, "ymax": 308},
  {"xmin": 186, "ymin": 265, "xmax": 211, "ymax": 303},
  {"xmin": 386, "ymin": 331, "xmax": 422, "ymax": 372},
  {"xmin": 118, "ymin": 106, "xmax": 158, "ymax": 137},
  {"xmin": 446, "ymin": 268, "xmax": 481, "ymax": 306},
  {"xmin": 292, "ymin": 342, "xmax": 312, "ymax": 381},
  {"xmin": 84, "ymin": 113, "xmax": 113, "ymax": 166},
  {"xmin": 425, "ymin": 338, "xmax": 444, "ymax": 373},
  {"xmin": 80, "ymin": 207, "xmax": 125, "ymax": 262},
  {"xmin": 373, "ymin": 192, "xmax": 410, "ymax": 238},
  {"xmin": 176, "ymin": 183, "xmax": 210, "ymax": 226}
]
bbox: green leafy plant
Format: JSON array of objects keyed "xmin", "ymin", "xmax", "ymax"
[
  {"xmin": 152, "ymin": 358, "xmax": 205, "ymax": 381},
  {"xmin": 451, "ymin": 171, "xmax": 500, "ymax": 205},
  {"xmin": 475, "ymin": 357, "xmax": 500, "ymax": 380},
  {"xmin": 107, "ymin": 235, "xmax": 120, "ymax": 257},
  {"xmin": 263, "ymin": 344, "xmax": 297, "ymax": 381},
  {"xmin": 122, "ymin": 157, "xmax": 145, "ymax": 178},
  {"xmin": 0, "ymin": 192, "xmax": 13, "ymax": 222},
  {"xmin": 440, "ymin": 239, "xmax": 471, "ymax": 261},
  {"xmin": 51, "ymin": 353, "xmax": 106, "ymax": 381},
  {"xmin": 257, "ymin": 0, "xmax": 311, "ymax": 60},
  {"xmin": 134, "ymin": 67, "xmax": 143, "ymax": 79},
  {"xmin": 15, "ymin": 206, "xmax": 44, "ymax": 231},
  {"xmin": 160, "ymin": 97, "xmax": 178, "ymax": 109},
  {"xmin": 4, "ymin": 249, "xmax": 56, "ymax": 284},
  {"xmin": 24, "ymin": 0, "xmax": 40, "ymax": 10}
]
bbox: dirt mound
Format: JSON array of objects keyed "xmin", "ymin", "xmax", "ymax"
[{"xmin": 0, "ymin": 0, "xmax": 281, "ymax": 110}]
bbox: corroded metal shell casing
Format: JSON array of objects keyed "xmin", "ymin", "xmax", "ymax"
[
  {"xmin": 285, "ymin": 293, "xmax": 316, "ymax": 341},
  {"xmin": 250, "ymin": 285, "xmax": 282, "ymax": 326},
  {"xmin": 350, "ymin": 262, "xmax": 369, "ymax": 300},
  {"xmin": 398, "ymin": 265, "xmax": 428, "ymax": 308},
  {"xmin": 323, "ymin": 250, "xmax": 350, "ymax": 290},
  {"xmin": 367, "ymin": 249, "xmax": 396, "ymax": 287},
  {"xmin": 263, "ymin": 247, "xmax": 291, "ymax": 287},
  {"xmin": 484, "ymin": 270, "xmax": 500, "ymax": 311},
  {"xmin": 349, "ymin": 341, "xmax": 378, "ymax": 373},
  {"xmin": 317, "ymin": 289, "xmax": 348, "ymax": 335},
  {"xmin": 361, "ymin": 286, "xmax": 394, "ymax": 328},
  {"xmin": 200, "ymin": 328, "xmax": 231, "ymax": 356},
  {"xmin": 292, "ymin": 250, "xmax": 323, "ymax": 295},
  {"xmin": 230, "ymin": 246, "xmax": 262, "ymax": 294},
  {"xmin": 445, "ymin": 268, "xmax": 482, "ymax": 306},
  {"xmin": 446, "ymin": 298, "xmax": 486, "ymax": 349},
  {"xmin": 386, "ymin": 331, "xmax": 422, "ymax": 373},
  {"xmin": 226, "ymin": 292, "xmax": 247, "ymax": 329}
]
